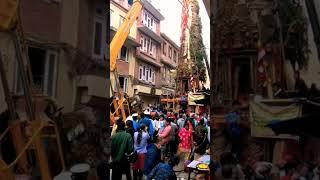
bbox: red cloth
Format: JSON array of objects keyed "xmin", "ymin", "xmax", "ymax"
[
  {"xmin": 132, "ymin": 153, "xmax": 145, "ymax": 170},
  {"xmin": 281, "ymin": 175, "xmax": 291, "ymax": 180},
  {"xmin": 178, "ymin": 124, "xmax": 192, "ymax": 151}
]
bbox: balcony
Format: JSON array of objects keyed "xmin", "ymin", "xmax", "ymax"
[
  {"xmin": 138, "ymin": 26, "xmax": 162, "ymax": 44},
  {"xmin": 76, "ymin": 75, "xmax": 108, "ymax": 98}
]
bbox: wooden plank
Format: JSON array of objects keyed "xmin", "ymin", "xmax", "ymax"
[{"xmin": 32, "ymin": 122, "xmax": 51, "ymax": 180}]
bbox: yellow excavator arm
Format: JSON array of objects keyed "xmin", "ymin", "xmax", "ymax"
[
  {"xmin": 110, "ymin": 0, "xmax": 143, "ymax": 71},
  {"xmin": 110, "ymin": 0, "xmax": 143, "ymax": 125}
]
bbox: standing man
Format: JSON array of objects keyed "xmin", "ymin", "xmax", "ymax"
[
  {"xmin": 111, "ymin": 120, "xmax": 134, "ymax": 180},
  {"xmin": 138, "ymin": 110, "xmax": 154, "ymax": 141},
  {"xmin": 177, "ymin": 114, "xmax": 186, "ymax": 129}
]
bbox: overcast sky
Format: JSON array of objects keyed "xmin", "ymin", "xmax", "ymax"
[{"xmin": 150, "ymin": 0, "xmax": 210, "ymax": 87}]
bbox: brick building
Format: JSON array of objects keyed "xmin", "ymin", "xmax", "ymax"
[
  {"xmin": 0, "ymin": 0, "xmax": 107, "ymax": 117},
  {"xmin": 132, "ymin": 0, "xmax": 164, "ymax": 108},
  {"xmin": 160, "ymin": 33, "xmax": 178, "ymax": 96}
]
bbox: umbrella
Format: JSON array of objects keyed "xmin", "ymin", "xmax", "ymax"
[{"xmin": 266, "ymin": 113, "xmax": 320, "ymax": 138}]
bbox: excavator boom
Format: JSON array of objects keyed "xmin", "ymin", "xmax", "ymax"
[{"xmin": 110, "ymin": 0, "xmax": 143, "ymax": 71}]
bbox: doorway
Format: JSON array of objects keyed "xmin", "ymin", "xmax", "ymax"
[{"xmin": 231, "ymin": 58, "xmax": 252, "ymax": 103}]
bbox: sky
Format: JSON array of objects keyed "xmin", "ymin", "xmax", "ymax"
[{"xmin": 150, "ymin": 0, "xmax": 210, "ymax": 87}]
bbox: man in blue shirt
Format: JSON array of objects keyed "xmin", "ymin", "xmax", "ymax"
[
  {"xmin": 147, "ymin": 155, "xmax": 179, "ymax": 180},
  {"xmin": 126, "ymin": 116, "xmax": 138, "ymax": 132},
  {"xmin": 138, "ymin": 110, "xmax": 154, "ymax": 140},
  {"xmin": 143, "ymin": 138, "xmax": 161, "ymax": 176}
]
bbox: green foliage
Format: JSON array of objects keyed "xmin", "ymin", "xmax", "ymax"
[
  {"xmin": 189, "ymin": 0, "xmax": 207, "ymax": 82},
  {"xmin": 279, "ymin": 0, "xmax": 309, "ymax": 68}
]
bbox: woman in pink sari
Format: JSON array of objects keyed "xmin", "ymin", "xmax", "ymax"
[{"xmin": 178, "ymin": 120, "xmax": 193, "ymax": 166}]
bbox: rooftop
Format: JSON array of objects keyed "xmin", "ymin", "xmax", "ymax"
[{"xmin": 141, "ymin": 0, "xmax": 164, "ymax": 21}]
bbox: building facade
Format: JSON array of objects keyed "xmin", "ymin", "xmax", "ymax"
[
  {"xmin": 110, "ymin": 0, "xmax": 139, "ymax": 97},
  {"xmin": 160, "ymin": 33, "xmax": 178, "ymax": 96},
  {"xmin": 0, "ymin": 0, "xmax": 107, "ymax": 117},
  {"xmin": 132, "ymin": 0, "xmax": 164, "ymax": 108}
]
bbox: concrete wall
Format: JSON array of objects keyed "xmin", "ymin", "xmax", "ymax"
[
  {"xmin": 55, "ymin": 51, "xmax": 75, "ymax": 113},
  {"xmin": 0, "ymin": 33, "xmax": 17, "ymax": 113},
  {"xmin": 60, "ymin": 0, "xmax": 79, "ymax": 47},
  {"xmin": 20, "ymin": 0, "xmax": 61, "ymax": 42},
  {"xmin": 313, "ymin": 0, "xmax": 320, "ymax": 23},
  {"xmin": 300, "ymin": 0, "xmax": 320, "ymax": 87},
  {"xmin": 110, "ymin": 2, "xmax": 137, "ymax": 39}
]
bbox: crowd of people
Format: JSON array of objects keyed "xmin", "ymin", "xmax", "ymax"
[{"xmin": 110, "ymin": 107, "xmax": 210, "ymax": 180}]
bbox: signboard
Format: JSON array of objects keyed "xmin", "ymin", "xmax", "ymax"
[{"xmin": 249, "ymin": 101, "xmax": 301, "ymax": 139}]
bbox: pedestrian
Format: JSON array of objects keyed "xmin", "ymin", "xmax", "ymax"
[
  {"xmin": 147, "ymin": 155, "xmax": 179, "ymax": 180},
  {"xmin": 178, "ymin": 120, "xmax": 193, "ymax": 159},
  {"xmin": 168, "ymin": 117, "xmax": 179, "ymax": 156},
  {"xmin": 138, "ymin": 110, "xmax": 154, "ymax": 141},
  {"xmin": 126, "ymin": 118, "xmax": 135, "ymax": 140},
  {"xmin": 111, "ymin": 120, "xmax": 134, "ymax": 180},
  {"xmin": 159, "ymin": 118, "xmax": 172, "ymax": 159},
  {"xmin": 133, "ymin": 124, "xmax": 149, "ymax": 180},
  {"xmin": 194, "ymin": 118, "xmax": 209, "ymax": 156},
  {"xmin": 177, "ymin": 114, "xmax": 186, "ymax": 129},
  {"xmin": 143, "ymin": 137, "xmax": 162, "ymax": 176}
]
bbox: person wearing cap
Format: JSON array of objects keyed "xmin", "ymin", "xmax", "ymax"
[
  {"xmin": 138, "ymin": 110, "xmax": 154, "ymax": 141},
  {"xmin": 126, "ymin": 116, "xmax": 138, "ymax": 132}
]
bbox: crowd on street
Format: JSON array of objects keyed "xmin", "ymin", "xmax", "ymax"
[{"xmin": 109, "ymin": 106, "xmax": 210, "ymax": 180}]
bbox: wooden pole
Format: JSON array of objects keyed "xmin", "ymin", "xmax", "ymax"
[
  {"xmin": 0, "ymin": 51, "xmax": 16, "ymax": 122},
  {"xmin": 12, "ymin": 32, "xmax": 34, "ymax": 121}
]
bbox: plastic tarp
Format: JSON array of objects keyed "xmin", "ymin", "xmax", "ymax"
[
  {"xmin": 188, "ymin": 92, "xmax": 205, "ymax": 106},
  {"xmin": 249, "ymin": 101, "xmax": 302, "ymax": 139}
]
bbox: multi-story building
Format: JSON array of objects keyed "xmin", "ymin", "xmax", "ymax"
[
  {"xmin": 160, "ymin": 33, "xmax": 178, "ymax": 96},
  {"xmin": 110, "ymin": 0, "xmax": 139, "ymax": 97},
  {"xmin": 0, "ymin": 0, "xmax": 107, "ymax": 119},
  {"xmin": 132, "ymin": 0, "xmax": 164, "ymax": 108}
]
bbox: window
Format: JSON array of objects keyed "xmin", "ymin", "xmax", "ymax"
[
  {"xmin": 118, "ymin": 46, "xmax": 128, "ymax": 62},
  {"xmin": 138, "ymin": 64, "xmax": 155, "ymax": 84},
  {"xmin": 140, "ymin": 35, "xmax": 156, "ymax": 58},
  {"xmin": 142, "ymin": 11, "xmax": 156, "ymax": 32},
  {"xmin": 163, "ymin": 42, "xmax": 167, "ymax": 55},
  {"xmin": 110, "ymin": 10, "xmax": 114, "ymax": 26},
  {"xmin": 16, "ymin": 47, "xmax": 57, "ymax": 97},
  {"xmin": 93, "ymin": 17, "xmax": 106, "ymax": 58},
  {"xmin": 146, "ymin": 68, "xmax": 149, "ymax": 81},
  {"xmin": 139, "ymin": 66, "xmax": 143, "ymax": 80},
  {"xmin": 152, "ymin": 71, "xmax": 155, "ymax": 84},
  {"xmin": 119, "ymin": 15, "xmax": 125, "ymax": 28},
  {"xmin": 119, "ymin": 76, "xmax": 129, "ymax": 93},
  {"xmin": 169, "ymin": 46, "xmax": 172, "ymax": 59},
  {"xmin": 173, "ymin": 50, "xmax": 177, "ymax": 62}
]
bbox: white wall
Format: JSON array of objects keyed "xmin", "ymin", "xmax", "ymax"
[{"xmin": 300, "ymin": 0, "xmax": 320, "ymax": 87}]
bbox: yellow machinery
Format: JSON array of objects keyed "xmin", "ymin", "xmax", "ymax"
[
  {"xmin": 110, "ymin": 0, "xmax": 143, "ymax": 125},
  {"xmin": 0, "ymin": 0, "xmax": 65, "ymax": 179}
]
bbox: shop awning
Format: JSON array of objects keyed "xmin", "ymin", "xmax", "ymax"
[
  {"xmin": 266, "ymin": 113, "xmax": 320, "ymax": 138},
  {"xmin": 188, "ymin": 92, "xmax": 205, "ymax": 106}
]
